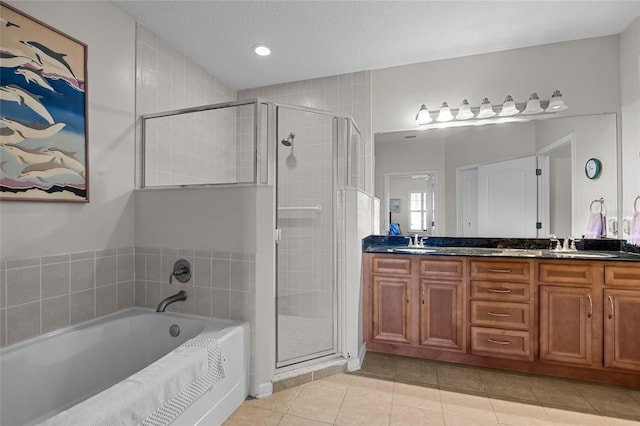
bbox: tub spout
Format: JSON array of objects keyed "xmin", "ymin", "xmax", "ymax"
[{"xmin": 156, "ymin": 290, "xmax": 187, "ymax": 312}]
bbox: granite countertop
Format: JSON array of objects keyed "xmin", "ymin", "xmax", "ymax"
[{"xmin": 363, "ymin": 236, "xmax": 640, "ymax": 262}]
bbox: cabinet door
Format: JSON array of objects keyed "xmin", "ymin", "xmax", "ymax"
[
  {"xmin": 419, "ymin": 280, "xmax": 464, "ymax": 351},
  {"xmin": 604, "ymin": 289, "xmax": 640, "ymax": 372},
  {"xmin": 371, "ymin": 275, "xmax": 411, "ymax": 344},
  {"xmin": 539, "ymin": 286, "xmax": 595, "ymax": 366}
]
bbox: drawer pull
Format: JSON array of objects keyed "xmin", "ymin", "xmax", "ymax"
[
  {"xmin": 487, "ymin": 311, "xmax": 511, "ymax": 317},
  {"xmin": 608, "ymin": 295, "xmax": 614, "ymax": 319},
  {"xmin": 587, "ymin": 294, "xmax": 592, "ymax": 319},
  {"xmin": 487, "ymin": 338, "xmax": 512, "ymax": 345},
  {"xmin": 487, "ymin": 268, "xmax": 512, "ymax": 273},
  {"xmin": 487, "ymin": 287, "xmax": 512, "ymax": 294}
]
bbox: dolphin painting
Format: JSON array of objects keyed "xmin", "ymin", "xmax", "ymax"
[
  {"xmin": 0, "ymin": 84, "xmax": 55, "ymax": 124},
  {"xmin": 15, "ymin": 67, "xmax": 55, "ymax": 92},
  {"xmin": 17, "ymin": 158, "xmax": 83, "ymax": 184},
  {"xmin": 47, "ymin": 147, "xmax": 85, "ymax": 177},
  {"xmin": 0, "ymin": 118, "xmax": 65, "ymax": 140},
  {"xmin": 20, "ymin": 40, "xmax": 77, "ymax": 83},
  {"xmin": 0, "ymin": 126, "xmax": 25, "ymax": 144},
  {"xmin": 1, "ymin": 143, "xmax": 47, "ymax": 165},
  {"xmin": 0, "ymin": 17, "xmax": 20, "ymax": 28}
]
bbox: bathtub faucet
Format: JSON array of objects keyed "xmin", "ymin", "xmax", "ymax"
[{"xmin": 156, "ymin": 290, "xmax": 187, "ymax": 312}]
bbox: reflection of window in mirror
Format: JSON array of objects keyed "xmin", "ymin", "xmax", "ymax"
[{"xmin": 409, "ymin": 191, "xmax": 428, "ymax": 232}]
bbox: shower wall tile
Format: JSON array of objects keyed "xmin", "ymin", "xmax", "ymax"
[
  {"xmin": 136, "ymin": 23, "xmax": 238, "ymax": 187},
  {"xmin": 6, "ymin": 301, "xmax": 40, "ymax": 345},
  {"xmin": 6, "ymin": 266, "xmax": 40, "ymax": 306},
  {"xmin": 96, "ymin": 285, "xmax": 117, "ymax": 317},
  {"xmin": 70, "ymin": 289, "xmax": 95, "ymax": 325},
  {"xmin": 1, "ymin": 247, "xmax": 136, "ymax": 347},
  {"xmin": 96, "ymin": 255, "xmax": 117, "ymax": 287},
  {"xmin": 42, "ymin": 295, "xmax": 70, "ymax": 334},
  {"xmin": 70, "ymin": 259, "xmax": 95, "ymax": 292}
]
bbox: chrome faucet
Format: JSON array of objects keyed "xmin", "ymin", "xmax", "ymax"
[
  {"xmin": 549, "ymin": 234, "xmax": 560, "ymax": 250},
  {"xmin": 156, "ymin": 290, "xmax": 187, "ymax": 312}
]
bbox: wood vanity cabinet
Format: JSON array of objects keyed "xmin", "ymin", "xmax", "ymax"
[
  {"xmin": 603, "ymin": 265, "xmax": 640, "ymax": 372},
  {"xmin": 367, "ymin": 255, "xmax": 413, "ymax": 344},
  {"xmin": 538, "ymin": 262, "xmax": 601, "ymax": 368},
  {"xmin": 419, "ymin": 258, "xmax": 465, "ymax": 351},
  {"xmin": 469, "ymin": 259, "xmax": 534, "ymax": 360},
  {"xmin": 363, "ymin": 252, "xmax": 640, "ymax": 386}
]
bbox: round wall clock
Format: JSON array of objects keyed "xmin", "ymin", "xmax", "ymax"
[{"xmin": 585, "ymin": 158, "xmax": 602, "ymax": 179}]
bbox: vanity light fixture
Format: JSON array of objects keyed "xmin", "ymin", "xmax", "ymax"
[
  {"xmin": 416, "ymin": 104, "xmax": 432, "ymax": 125},
  {"xmin": 436, "ymin": 102, "xmax": 454, "ymax": 122},
  {"xmin": 253, "ymin": 44, "xmax": 271, "ymax": 56},
  {"xmin": 455, "ymin": 99, "xmax": 475, "ymax": 120},
  {"xmin": 522, "ymin": 92, "xmax": 544, "ymax": 114},
  {"xmin": 476, "ymin": 97, "xmax": 496, "ymax": 119},
  {"xmin": 546, "ymin": 90, "xmax": 568, "ymax": 112},
  {"xmin": 499, "ymin": 95, "xmax": 520, "ymax": 116},
  {"xmin": 414, "ymin": 90, "xmax": 567, "ymax": 130}
]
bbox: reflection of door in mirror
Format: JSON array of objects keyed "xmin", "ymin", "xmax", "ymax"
[
  {"xmin": 537, "ymin": 134, "xmax": 574, "ymax": 238},
  {"xmin": 386, "ymin": 172, "xmax": 437, "ymax": 235},
  {"xmin": 458, "ymin": 156, "xmax": 538, "ymax": 237}
]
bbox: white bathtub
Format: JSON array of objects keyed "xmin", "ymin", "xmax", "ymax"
[{"xmin": 0, "ymin": 307, "xmax": 249, "ymax": 426}]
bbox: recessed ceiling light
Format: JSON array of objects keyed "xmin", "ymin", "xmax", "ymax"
[{"xmin": 253, "ymin": 44, "xmax": 271, "ymax": 56}]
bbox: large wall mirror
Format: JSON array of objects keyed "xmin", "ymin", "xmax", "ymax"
[{"xmin": 375, "ymin": 113, "xmax": 618, "ymax": 239}]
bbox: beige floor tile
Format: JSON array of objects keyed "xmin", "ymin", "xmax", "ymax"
[
  {"xmin": 443, "ymin": 413, "xmax": 500, "ymax": 426},
  {"xmin": 279, "ymin": 414, "xmax": 333, "ymax": 426},
  {"xmin": 244, "ymin": 386, "xmax": 301, "ymax": 413},
  {"xmin": 530, "ymin": 378, "xmax": 595, "ymax": 411},
  {"xmin": 440, "ymin": 390, "xmax": 498, "ymax": 422},
  {"xmin": 489, "ymin": 398, "xmax": 553, "ymax": 426},
  {"xmin": 297, "ymin": 378, "xmax": 348, "ymax": 400},
  {"xmin": 323, "ymin": 373, "xmax": 354, "ymax": 387},
  {"xmin": 348, "ymin": 374, "xmax": 395, "ymax": 402},
  {"xmin": 544, "ymin": 406, "xmax": 628, "ymax": 426},
  {"xmin": 286, "ymin": 389, "xmax": 344, "ymax": 424},
  {"xmin": 478, "ymin": 371, "xmax": 538, "ymax": 403},
  {"xmin": 390, "ymin": 404, "xmax": 445, "ymax": 426},
  {"xmin": 438, "ymin": 366, "xmax": 486, "ymax": 395},
  {"xmin": 396, "ymin": 357, "xmax": 439, "ymax": 386},
  {"xmin": 577, "ymin": 383, "xmax": 640, "ymax": 418},
  {"xmin": 358, "ymin": 352, "xmax": 398, "ymax": 379},
  {"xmin": 335, "ymin": 393, "xmax": 392, "ymax": 426},
  {"xmin": 222, "ymin": 405, "xmax": 283, "ymax": 426},
  {"xmin": 393, "ymin": 382, "xmax": 442, "ymax": 412}
]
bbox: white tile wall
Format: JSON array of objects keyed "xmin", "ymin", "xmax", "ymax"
[{"xmin": 136, "ymin": 24, "xmax": 239, "ymax": 186}]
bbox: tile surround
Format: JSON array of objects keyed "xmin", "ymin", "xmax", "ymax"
[{"xmin": 0, "ymin": 248, "xmax": 135, "ymax": 347}]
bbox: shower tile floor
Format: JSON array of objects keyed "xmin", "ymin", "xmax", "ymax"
[{"xmin": 224, "ymin": 352, "xmax": 640, "ymax": 425}]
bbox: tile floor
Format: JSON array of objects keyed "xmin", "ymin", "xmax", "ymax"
[{"xmin": 224, "ymin": 353, "xmax": 640, "ymax": 425}]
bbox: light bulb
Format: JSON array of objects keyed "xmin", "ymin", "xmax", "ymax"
[
  {"xmin": 546, "ymin": 90, "xmax": 568, "ymax": 112},
  {"xmin": 476, "ymin": 98, "xmax": 496, "ymax": 119},
  {"xmin": 455, "ymin": 99, "xmax": 475, "ymax": 120},
  {"xmin": 416, "ymin": 104, "xmax": 432, "ymax": 125},
  {"xmin": 499, "ymin": 95, "xmax": 520, "ymax": 116},
  {"xmin": 436, "ymin": 102, "xmax": 454, "ymax": 122},
  {"xmin": 523, "ymin": 92, "xmax": 544, "ymax": 114}
]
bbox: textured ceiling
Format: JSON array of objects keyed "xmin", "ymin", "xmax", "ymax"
[{"xmin": 114, "ymin": 1, "xmax": 640, "ymax": 90}]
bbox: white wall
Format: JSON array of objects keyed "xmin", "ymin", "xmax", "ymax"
[
  {"xmin": 620, "ymin": 17, "xmax": 640, "ymax": 231},
  {"xmin": 372, "ymin": 36, "xmax": 620, "ymax": 134},
  {"xmin": 1, "ymin": 1, "xmax": 136, "ymax": 259}
]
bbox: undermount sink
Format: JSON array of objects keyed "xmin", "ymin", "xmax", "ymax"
[
  {"xmin": 392, "ymin": 247, "xmax": 439, "ymax": 254},
  {"xmin": 493, "ymin": 249, "xmax": 543, "ymax": 257},
  {"xmin": 548, "ymin": 251, "xmax": 616, "ymax": 259}
]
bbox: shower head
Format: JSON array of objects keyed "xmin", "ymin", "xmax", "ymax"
[{"xmin": 281, "ymin": 132, "xmax": 295, "ymax": 146}]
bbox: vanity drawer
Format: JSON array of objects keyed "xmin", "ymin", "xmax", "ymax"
[
  {"xmin": 605, "ymin": 265, "xmax": 640, "ymax": 287},
  {"xmin": 470, "ymin": 260, "xmax": 530, "ymax": 281},
  {"xmin": 470, "ymin": 281, "xmax": 530, "ymax": 302},
  {"xmin": 372, "ymin": 256, "xmax": 411, "ymax": 275},
  {"xmin": 470, "ymin": 301, "xmax": 530, "ymax": 330},
  {"xmin": 471, "ymin": 327, "xmax": 532, "ymax": 360},
  {"xmin": 539, "ymin": 262, "xmax": 594, "ymax": 285},
  {"xmin": 420, "ymin": 258, "xmax": 464, "ymax": 279}
]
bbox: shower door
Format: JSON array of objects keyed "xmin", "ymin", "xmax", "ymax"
[{"xmin": 276, "ymin": 106, "xmax": 338, "ymax": 367}]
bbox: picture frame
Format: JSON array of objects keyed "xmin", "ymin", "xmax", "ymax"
[
  {"xmin": 0, "ymin": 2, "xmax": 88, "ymax": 202},
  {"xmin": 389, "ymin": 198, "xmax": 401, "ymax": 213}
]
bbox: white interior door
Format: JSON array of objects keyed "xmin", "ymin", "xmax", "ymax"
[{"xmin": 477, "ymin": 156, "xmax": 538, "ymax": 237}]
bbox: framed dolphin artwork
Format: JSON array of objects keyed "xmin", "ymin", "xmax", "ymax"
[{"xmin": 0, "ymin": 2, "xmax": 88, "ymax": 202}]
